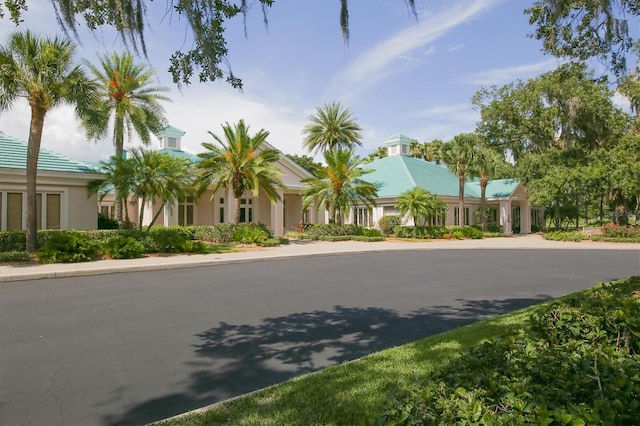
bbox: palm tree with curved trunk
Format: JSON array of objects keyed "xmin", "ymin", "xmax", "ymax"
[
  {"xmin": 301, "ymin": 149, "xmax": 379, "ymax": 225},
  {"xmin": 396, "ymin": 187, "xmax": 448, "ymax": 226},
  {"xmin": 0, "ymin": 30, "xmax": 99, "ymax": 252},
  {"xmin": 441, "ymin": 133, "xmax": 479, "ymax": 226},
  {"xmin": 302, "ymin": 102, "xmax": 363, "ymax": 154},
  {"xmin": 196, "ymin": 120, "xmax": 286, "ymax": 224},
  {"xmin": 85, "ymin": 52, "xmax": 170, "ymax": 222}
]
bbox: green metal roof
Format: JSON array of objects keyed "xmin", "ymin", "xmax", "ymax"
[
  {"xmin": 161, "ymin": 125, "xmax": 186, "ymax": 135},
  {"xmin": 363, "ymin": 155, "xmax": 520, "ymax": 199},
  {"xmin": 383, "ymin": 133, "xmax": 414, "ymax": 146},
  {"xmin": 467, "ymin": 178, "xmax": 520, "ymax": 198},
  {"xmin": 158, "ymin": 148, "xmax": 202, "ymax": 163},
  {"xmin": 0, "ymin": 131, "xmax": 98, "ymax": 174}
]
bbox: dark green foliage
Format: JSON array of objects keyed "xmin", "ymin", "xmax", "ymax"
[
  {"xmin": 36, "ymin": 232, "xmax": 103, "ymax": 263},
  {"xmin": 530, "ymin": 224, "xmax": 541, "ymax": 233},
  {"xmin": 0, "ymin": 230, "xmax": 26, "ymax": 252},
  {"xmin": 260, "ymin": 237, "xmax": 285, "ymax": 247},
  {"xmin": 591, "ymin": 235, "xmax": 640, "ymax": 243},
  {"xmin": 458, "ymin": 226, "xmax": 484, "ymax": 239},
  {"xmin": 233, "ymin": 226, "xmax": 269, "ymax": 245},
  {"xmin": 103, "ymin": 235, "xmax": 144, "ymax": 259},
  {"xmin": 473, "ymin": 223, "xmax": 503, "ymax": 233},
  {"xmin": 317, "ymin": 235, "xmax": 354, "ymax": 242},
  {"xmin": 0, "ymin": 251, "xmax": 31, "ymax": 263},
  {"xmin": 303, "ymin": 224, "xmax": 364, "ymax": 239},
  {"xmin": 393, "ymin": 226, "xmax": 448, "ymax": 239},
  {"xmin": 97, "ymin": 213, "xmax": 119, "ymax": 229},
  {"xmin": 381, "ymin": 276, "xmax": 640, "ymax": 425},
  {"xmin": 378, "ymin": 216, "xmax": 401, "ymax": 235},
  {"xmin": 352, "ymin": 236, "xmax": 385, "ymax": 242},
  {"xmin": 147, "ymin": 227, "xmax": 189, "ymax": 253}
]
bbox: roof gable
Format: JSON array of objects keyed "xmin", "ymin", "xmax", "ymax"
[{"xmin": 0, "ymin": 131, "xmax": 98, "ymax": 174}]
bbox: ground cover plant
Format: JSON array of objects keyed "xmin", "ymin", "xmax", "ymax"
[
  {"xmin": 287, "ymin": 224, "xmax": 385, "ymax": 242},
  {"xmin": 160, "ymin": 276, "xmax": 640, "ymax": 425}
]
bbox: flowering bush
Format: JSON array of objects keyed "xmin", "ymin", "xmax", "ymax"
[{"xmin": 602, "ymin": 223, "xmax": 640, "ymax": 238}]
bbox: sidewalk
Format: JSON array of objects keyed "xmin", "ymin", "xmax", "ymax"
[{"xmin": 1, "ymin": 234, "xmax": 638, "ymax": 282}]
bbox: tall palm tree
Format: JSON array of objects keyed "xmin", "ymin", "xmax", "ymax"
[
  {"xmin": 84, "ymin": 52, "xmax": 170, "ymax": 222},
  {"xmin": 0, "ymin": 30, "xmax": 99, "ymax": 252},
  {"xmin": 196, "ymin": 120, "xmax": 286, "ymax": 224},
  {"xmin": 89, "ymin": 148, "xmax": 193, "ymax": 231},
  {"xmin": 470, "ymin": 146, "xmax": 504, "ymax": 231},
  {"xmin": 441, "ymin": 133, "xmax": 479, "ymax": 226},
  {"xmin": 302, "ymin": 102, "xmax": 363, "ymax": 154},
  {"xmin": 301, "ymin": 149, "xmax": 379, "ymax": 225}
]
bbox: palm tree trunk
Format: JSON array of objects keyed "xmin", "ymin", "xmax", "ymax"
[
  {"xmin": 234, "ymin": 196, "xmax": 241, "ymax": 223},
  {"xmin": 138, "ymin": 199, "xmax": 146, "ymax": 232},
  {"xmin": 147, "ymin": 202, "xmax": 166, "ymax": 232},
  {"xmin": 458, "ymin": 175, "xmax": 465, "ymax": 226},
  {"xmin": 26, "ymin": 105, "xmax": 47, "ymax": 253},
  {"xmin": 114, "ymin": 139, "xmax": 124, "ymax": 223}
]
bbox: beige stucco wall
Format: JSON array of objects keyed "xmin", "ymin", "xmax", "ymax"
[
  {"xmin": 67, "ymin": 186, "xmax": 98, "ymax": 229},
  {"xmin": 284, "ymin": 193, "xmax": 303, "ymax": 232}
]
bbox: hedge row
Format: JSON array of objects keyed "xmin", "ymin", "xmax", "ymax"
[{"xmin": 394, "ymin": 225, "xmax": 484, "ymax": 239}]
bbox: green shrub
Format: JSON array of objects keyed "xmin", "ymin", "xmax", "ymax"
[
  {"xmin": 362, "ymin": 228, "xmax": 384, "ymax": 238},
  {"xmin": 591, "ymin": 235, "xmax": 640, "ymax": 243},
  {"xmin": 352, "ymin": 236, "xmax": 385, "ymax": 242},
  {"xmin": 0, "ymin": 230, "xmax": 26, "ymax": 252},
  {"xmin": 147, "ymin": 227, "xmax": 189, "ymax": 252},
  {"xmin": 180, "ymin": 240, "xmax": 208, "ymax": 253},
  {"xmin": 103, "ymin": 235, "xmax": 145, "ymax": 259},
  {"xmin": 378, "ymin": 215, "xmax": 401, "ymax": 235},
  {"xmin": 380, "ymin": 277, "xmax": 640, "ymax": 426},
  {"xmin": 193, "ymin": 224, "xmax": 237, "ymax": 243},
  {"xmin": 260, "ymin": 237, "xmax": 287, "ymax": 247},
  {"xmin": 543, "ymin": 230, "xmax": 585, "ymax": 241},
  {"xmin": 483, "ymin": 232, "xmax": 504, "ymax": 238},
  {"xmin": 460, "ymin": 226, "xmax": 483, "ymax": 239},
  {"xmin": 284, "ymin": 231, "xmax": 305, "ymax": 239},
  {"xmin": 233, "ymin": 226, "xmax": 269, "ymax": 244},
  {"xmin": 97, "ymin": 213, "xmax": 119, "ymax": 229},
  {"xmin": 450, "ymin": 229, "xmax": 465, "ymax": 239},
  {"xmin": 303, "ymin": 224, "xmax": 364, "ymax": 238},
  {"xmin": 0, "ymin": 251, "xmax": 31, "ymax": 263},
  {"xmin": 394, "ymin": 226, "xmax": 448, "ymax": 239},
  {"xmin": 318, "ymin": 235, "xmax": 353, "ymax": 242},
  {"xmin": 36, "ymin": 232, "xmax": 102, "ymax": 263}
]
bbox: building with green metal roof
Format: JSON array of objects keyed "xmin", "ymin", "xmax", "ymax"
[
  {"xmin": 0, "ymin": 131, "xmax": 104, "ymax": 231},
  {"xmin": 351, "ymin": 134, "xmax": 541, "ymax": 234}
]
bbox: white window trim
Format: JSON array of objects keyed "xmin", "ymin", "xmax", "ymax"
[{"xmin": 0, "ymin": 186, "xmax": 68, "ymax": 231}]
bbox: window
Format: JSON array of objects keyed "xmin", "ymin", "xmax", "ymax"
[
  {"xmin": 7, "ymin": 192, "xmax": 22, "ymax": 230},
  {"xmin": 167, "ymin": 137, "xmax": 177, "ymax": 148},
  {"xmin": 46, "ymin": 194, "xmax": 60, "ymax": 229},
  {"xmin": 354, "ymin": 207, "xmax": 371, "ymax": 226},
  {"xmin": 178, "ymin": 196, "xmax": 194, "ymax": 226},
  {"xmin": 429, "ymin": 208, "xmax": 446, "ymax": 226},
  {"xmin": 239, "ymin": 198, "xmax": 253, "ymax": 223},
  {"xmin": 454, "ymin": 207, "xmax": 470, "ymax": 226}
]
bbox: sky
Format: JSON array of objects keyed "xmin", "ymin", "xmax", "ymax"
[{"xmin": 0, "ymin": 0, "xmax": 584, "ymax": 163}]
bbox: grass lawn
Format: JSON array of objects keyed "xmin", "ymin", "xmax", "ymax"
[
  {"xmin": 160, "ymin": 298, "xmax": 546, "ymax": 425},
  {"xmin": 203, "ymin": 243, "xmax": 237, "ymax": 254}
]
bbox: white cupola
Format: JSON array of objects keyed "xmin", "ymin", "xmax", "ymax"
[
  {"xmin": 384, "ymin": 133, "xmax": 415, "ymax": 157},
  {"xmin": 159, "ymin": 125, "xmax": 186, "ymax": 150}
]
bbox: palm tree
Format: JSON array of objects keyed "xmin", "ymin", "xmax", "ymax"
[
  {"xmin": 424, "ymin": 139, "xmax": 445, "ymax": 164},
  {"xmin": 90, "ymin": 148, "xmax": 193, "ymax": 231},
  {"xmin": 470, "ymin": 146, "xmax": 504, "ymax": 231},
  {"xmin": 441, "ymin": 133, "xmax": 479, "ymax": 226},
  {"xmin": 302, "ymin": 102, "xmax": 363, "ymax": 154},
  {"xmin": 196, "ymin": 120, "xmax": 286, "ymax": 224},
  {"xmin": 301, "ymin": 149, "xmax": 379, "ymax": 225},
  {"xmin": 0, "ymin": 30, "xmax": 99, "ymax": 252},
  {"xmin": 395, "ymin": 187, "xmax": 430, "ymax": 226},
  {"xmin": 84, "ymin": 52, "xmax": 170, "ymax": 222}
]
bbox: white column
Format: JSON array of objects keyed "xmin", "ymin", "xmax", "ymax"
[
  {"xmin": 226, "ymin": 188, "xmax": 235, "ymax": 223},
  {"xmin": 162, "ymin": 200, "xmax": 178, "ymax": 226},
  {"xmin": 520, "ymin": 199, "xmax": 531, "ymax": 234},
  {"xmin": 271, "ymin": 190, "xmax": 284, "ymax": 236},
  {"xmin": 499, "ymin": 200, "xmax": 512, "ymax": 234}
]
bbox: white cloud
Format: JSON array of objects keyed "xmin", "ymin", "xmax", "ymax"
[
  {"xmin": 448, "ymin": 43, "xmax": 464, "ymax": 52},
  {"xmin": 465, "ymin": 59, "xmax": 559, "ymax": 86},
  {"xmin": 410, "ymin": 103, "xmax": 480, "ymax": 141},
  {"xmin": 327, "ymin": 0, "xmax": 499, "ymax": 100}
]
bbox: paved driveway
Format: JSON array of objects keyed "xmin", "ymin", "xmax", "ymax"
[{"xmin": 1, "ymin": 248, "xmax": 639, "ymax": 425}]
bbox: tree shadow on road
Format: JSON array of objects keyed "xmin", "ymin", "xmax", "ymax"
[{"xmin": 102, "ymin": 295, "xmax": 550, "ymax": 425}]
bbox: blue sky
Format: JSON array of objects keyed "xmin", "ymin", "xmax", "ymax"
[{"xmin": 0, "ymin": 0, "xmax": 571, "ymax": 163}]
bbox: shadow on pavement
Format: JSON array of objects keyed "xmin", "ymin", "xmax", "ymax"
[{"xmin": 102, "ymin": 295, "xmax": 550, "ymax": 425}]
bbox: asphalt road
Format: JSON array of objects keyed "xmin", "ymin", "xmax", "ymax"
[{"xmin": 1, "ymin": 249, "xmax": 639, "ymax": 425}]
